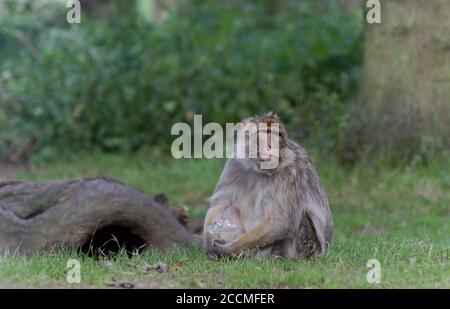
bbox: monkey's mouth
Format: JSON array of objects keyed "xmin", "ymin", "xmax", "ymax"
[{"xmin": 259, "ymin": 153, "xmax": 278, "ymax": 162}]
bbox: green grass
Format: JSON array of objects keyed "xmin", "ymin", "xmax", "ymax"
[{"xmin": 0, "ymin": 151, "xmax": 449, "ymax": 288}]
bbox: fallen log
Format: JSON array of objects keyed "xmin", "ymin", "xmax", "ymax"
[{"xmin": 0, "ymin": 176, "xmax": 202, "ymax": 255}]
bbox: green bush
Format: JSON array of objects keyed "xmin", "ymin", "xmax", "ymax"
[{"xmin": 0, "ymin": 0, "xmax": 362, "ymax": 156}]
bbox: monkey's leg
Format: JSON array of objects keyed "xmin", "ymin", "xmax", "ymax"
[{"xmin": 212, "ymin": 217, "xmax": 286, "ymax": 256}]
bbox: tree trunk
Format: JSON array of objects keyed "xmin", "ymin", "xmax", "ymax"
[
  {"xmin": 343, "ymin": 0, "xmax": 450, "ymax": 162},
  {"xmin": 0, "ymin": 176, "xmax": 201, "ymax": 255}
]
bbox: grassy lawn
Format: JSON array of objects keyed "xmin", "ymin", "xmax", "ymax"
[{"xmin": 0, "ymin": 151, "xmax": 449, "ymax": 288}]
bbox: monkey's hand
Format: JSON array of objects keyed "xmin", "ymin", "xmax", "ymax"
[
  {"xmin": 209, "ymin": 239, "xmax": 227, "ymax": 256},
  {"xmin": 206, "ymin": 239, "xmax": 227, "ymax": 259}
]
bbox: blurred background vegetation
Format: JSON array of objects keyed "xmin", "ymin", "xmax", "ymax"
[
  {"xmin": 0, "ymin": 0, "xmax": 448, "ymax": 288},
  {"xmin": 0, "ymin": 0, "xmax": 448, "ymax": 165},
  {"xmin": 1, "ymin": 0, "xmax": 362, "ymax": 161}
]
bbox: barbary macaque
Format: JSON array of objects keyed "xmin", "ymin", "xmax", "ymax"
[{"xmin": 203, "ymin": 113, "xmax": 333, "ymax": 258}]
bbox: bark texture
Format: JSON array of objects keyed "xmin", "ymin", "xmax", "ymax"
[
  {"xmin": 0, "ymin": 176, "xmax": 201, "ymax": 255},
  {"xmin": 344, "ymin": 0, "xmax": 450, "ymax": 162}
]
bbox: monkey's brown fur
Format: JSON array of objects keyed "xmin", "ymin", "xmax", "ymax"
[{"xmin": 203, "ymin": 113, "xmax": 333, "ymax": 258}]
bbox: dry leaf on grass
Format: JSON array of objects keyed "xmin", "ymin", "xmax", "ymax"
[
  {"xmin": 170, "ymin": 262, "xmax": 184, "ymax": 271},
  {"xmin": 142, "ymin": 261, "xmax": 168, "ymax": 273},
  {"xmin": 105, "ymin": 278, "xmax": 134, "ymax": 289}
]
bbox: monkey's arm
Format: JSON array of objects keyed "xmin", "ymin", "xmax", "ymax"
[{"xmin": 211, "ymin": 215, "xmax": 286, "ymax": 256}]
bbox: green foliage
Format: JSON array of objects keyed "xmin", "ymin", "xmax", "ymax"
[{"xmin": 0, "ymin": 0, "xmax": 362, "ymax": 155}]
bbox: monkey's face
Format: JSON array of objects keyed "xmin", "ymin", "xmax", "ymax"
[{"xmin": 235, "ymin": 113, "xmax": 288, "ymax": 173}]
